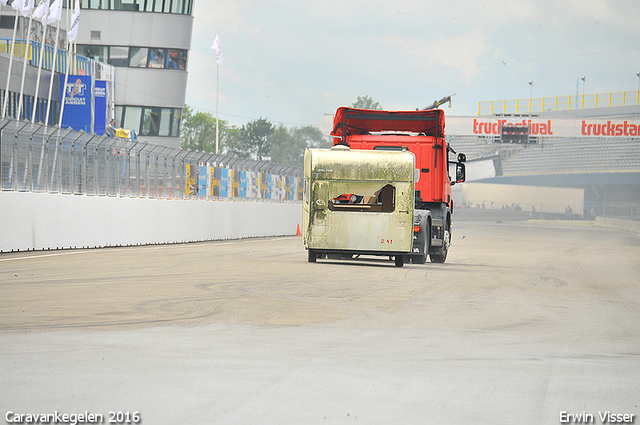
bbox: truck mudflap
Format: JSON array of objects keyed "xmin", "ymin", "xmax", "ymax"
[{"xmin": 411, "ymin": 211, "xmax": 430, "ymax": 264}]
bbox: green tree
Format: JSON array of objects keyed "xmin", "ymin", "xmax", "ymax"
[
  {"xmin": 227, "ymin": 117, "xmax": 274, "ymax": 160},
  {"xmin": 352, "ymin": 95, "xmax": 382, "ymax": 110},
  {"xmin": 269, "ymin": 125, "xmax": 328, "ymax": 166},
  {"xmin": 180, "ymin": 105, "xmax": 232, "ymax": 153}
]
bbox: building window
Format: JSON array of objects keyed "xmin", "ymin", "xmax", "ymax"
[
  {"xmin": 80, "ymin": 45, "xmax": 188, "ymax": 70},
  {"xmin": 0, "ymin": 15, "xmax": 15, "ymax": 29},
  {"xmin": 77, "ymin": 45, "xmax": 108, "ymax": 63},
  {"xmin": 109, "ymin": 46, "xmax": 129, "ymax": 67},
  {"xmin": 171, "ymin": 108, "xmax": 181, "ymax": 137},
  {"xmin": 159, "ymin": 109, "xmax": 171, "ymax": 136},
  {"xmin": 122, "ymin": 106, "xmax": 142, "ymax": 131},
  {"xmin": 78, "ymin": 0, "xmax": 192, "ymax": 14},
  {"xmin": 148, "ymin": 48, "xmax": 165, "ymax": 68},
  {"xmin": 166, "ymin": 49, "xmax": 186, "ymax": 70},
  {"xmin": 117, "ymin": 105, "xmax": 181, "ymax": 137},
  {"xmin": 129, "ymin": 47, "xmax": 148, "ymax": 67},
  {"xmin": 141, "ymin": 107, "xmax": 161, "ymax": 136}
]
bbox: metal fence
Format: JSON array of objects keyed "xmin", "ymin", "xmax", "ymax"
[
  {"xmin": 478, "ymin": 90, "xmax": 640, "ymax": 115},
  {"xmin": 0, "ymin": 119, "xmax": 303, "ymax": 201}
]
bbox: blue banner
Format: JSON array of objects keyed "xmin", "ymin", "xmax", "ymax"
[
  {"xmin": 60, "ymin": 75, "xmax": 92, "ymax": 133},
  {"xmin": 94, "ymin": 81, "xmax": 107, "ymax": 135},
  {"xmin": 220, "ymin": 168, "xmax": 229, "ymax": 198},
  {"xmin": 198, "ymin": 165, "xmax": 207, "ymax": 199}
]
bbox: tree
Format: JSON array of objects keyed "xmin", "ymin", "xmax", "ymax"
[
  {"xmin": 269, "ymin": 125, "xmax": 328, "ymax": 166},
  {"xmin": 225, "ymin": 117, "xmax": 274, "ymax": 160},
  {"xmin": 352, "ymin": 95, "xmax": 382, "ymax": 110},
  {"xmin": 180, "ymin": 105, "xmax": 232, "ymax": 153}
]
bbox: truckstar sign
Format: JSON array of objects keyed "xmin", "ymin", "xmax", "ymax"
[{"xmin": 446, "ymin": 117, "xmax": 640, "ymax": 138}]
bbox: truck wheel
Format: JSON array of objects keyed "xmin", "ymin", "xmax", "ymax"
[
  {"xmin": 430, "ymin": 227, "xmax": 449, "ymax": 263},
  {"xmin": 394, "ymin": 255, "xmax": 404, "ymax": 267},
  {"xmin": 429, "ymin": 249, "xmax": 447, "ymax": 263},
  {"xmin": 308, "ymin": 249, "xmax": 317, "ymax": 263}
]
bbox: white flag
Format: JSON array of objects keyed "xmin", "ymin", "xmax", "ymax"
[
  {"xmin": 33, "ymin": 0, "xmax": 49, "ymax": 22},
  {"xmin": 45, "ymin": 0, "xmax": 62, "ymax": 24},
  {"xmin": 68, "ymin": 0, "xmax": 80, "ymax": 42},
  {"xmin": 12, "ymin": 0, "xmax": 34, "ymax": 17},
  {"xmin": 210, "ymin": 33, "xmax": 223, "ymax": 66},
  {"xmin": 0, "ymin": 0, "xmax": 8, "ymax": 7}
]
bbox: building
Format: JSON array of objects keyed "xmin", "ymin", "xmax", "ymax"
[
  {"xmin": 76, "ymin": 0, "xmax": 194, "ymax": 148},
  {"xmin": 0, "ymin": 0, "xmax": 193, "ymax": 149}
]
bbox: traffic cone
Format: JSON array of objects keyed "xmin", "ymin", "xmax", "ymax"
[{"xmin": 296, "ymin": 224, "xmax": 301, "ymax": 236}]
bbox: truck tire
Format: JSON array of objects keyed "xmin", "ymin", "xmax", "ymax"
[
  {"xmin": 430, "ymin": 223, "xmax": 450, "ymax": 263},
  {"xmin": 394, "ymin": 255, "xmax": 404, "ymax": 267},
  {"xmin": 308, "ymin": 249, "xmax": 317, "ymax": 263},
  {"xmin": 429, "ymin": 249, "xmax": 447, "ymax": 263}
]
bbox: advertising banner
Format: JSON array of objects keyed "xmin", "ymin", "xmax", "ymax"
[
  {"xmin": 198, "ymin": 165, "xmax": 207, "ymax": 199},
  {"xmin": 447, "ymin": 116, "xmax": 640, "ymax": 138},
  {"xmin": 94, "ymin": 81, "xmax": 107, "ymax": 135},
  {"xmin": 60, "ymin": 75, "xmax": 92, "ymax": 133},
  {"xmin": 220, "ymin": 168, "xmax": 229, "ymax": 198}
]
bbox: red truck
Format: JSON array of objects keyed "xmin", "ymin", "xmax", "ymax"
[{"xmin": 330, "ymin": 107, "xmax": 466, "ymax": 263}]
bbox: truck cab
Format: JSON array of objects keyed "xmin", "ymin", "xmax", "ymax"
[{"xmin": 330, "ymin": 107, "xmax": 466, "ymax": 263}]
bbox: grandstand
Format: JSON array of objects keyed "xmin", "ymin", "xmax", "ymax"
[{"xmin": 446, "ymin": 97, "xmax": 640, "ymax": 220}]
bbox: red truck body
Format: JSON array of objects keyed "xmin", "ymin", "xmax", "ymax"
[{"xmin": 330, "ymin": 107, "xmax": 465, "ymax": 263}]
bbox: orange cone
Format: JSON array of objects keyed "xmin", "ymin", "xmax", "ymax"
[{"xmin": 296, "ymin": 224, "xmax": 301, "ymax": 236}]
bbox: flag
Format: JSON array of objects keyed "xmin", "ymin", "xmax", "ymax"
[
  {"xmin": 68, "ymin": 0, "xmax": 80, "ymax": 42},
  {"xmin": 210, "ymin": 33, "xmax": 223, "ymax": 66},
  {"xmin": 12, "ymin": 0, "xmax": 34, "ymax": 17},
  {"xmin": 0, "ymin": 0, "xmax": 8, "ymax": 6},
  {"xmin": 45, "ymin": 0, "xmax": 62, "ymax": 24},
  {"xmin": 33, "ymin": 0, "xmax": 49, "ymax": 22}
]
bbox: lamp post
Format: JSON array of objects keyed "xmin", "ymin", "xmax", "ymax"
[
  {"xmin": 528, "ymin": 80, "xmax": 533, "ymax": 99},
  {"xmin": 581, "ymin": 76, "xmax": 586, "ymax": 108}
]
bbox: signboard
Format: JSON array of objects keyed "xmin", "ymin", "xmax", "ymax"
[
  {"xmin": 60, "ymin": 75, "xmax": 92, "ymax": 133},
  {"xmin": 446, "ymin": 116, "xmax": 640, "ymax": 138},
  {"xmin": 94, "ymin": 81, "xmax": 108, "ymax": 135}
]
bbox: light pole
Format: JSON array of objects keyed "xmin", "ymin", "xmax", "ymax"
[
  {"xmin": 581, "ymin": 76, "xmax": 586, "ymax": 108},
  {"xmin": 528, "ymin": 80, "xmax": 533, "ymax": 99}
]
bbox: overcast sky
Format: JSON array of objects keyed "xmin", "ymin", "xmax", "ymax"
[{"xmin": 184, "ymin": 0, "xmax": 640, "ymax": 129}]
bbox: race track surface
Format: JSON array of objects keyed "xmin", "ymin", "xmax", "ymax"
[{"xmin": 1, "ymin": 220, "xmax": 639, "ymax": 424}]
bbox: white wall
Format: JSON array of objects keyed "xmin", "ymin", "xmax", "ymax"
[{"xmin": 0, "ymin": 192, "xmax": 302, "ymax": 252}]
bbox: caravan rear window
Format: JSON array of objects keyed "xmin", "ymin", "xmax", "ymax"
[{"xmin": 329, "ymin": 183, "xmax": 395, "ymax": 212}]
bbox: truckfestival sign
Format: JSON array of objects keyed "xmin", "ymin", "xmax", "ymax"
[{"xmin": 446, "ymin": 117, "xmax": 640, "ymax": 138}]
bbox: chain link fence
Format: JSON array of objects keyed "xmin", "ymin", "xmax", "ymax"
[{"xmin": 0, "ymin": 119, "xmax": 303, "ymax": 201}]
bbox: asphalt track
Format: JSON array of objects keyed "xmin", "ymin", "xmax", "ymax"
[{"xmin": 1, "ymin": 220, "xmax": 639, "ymax": 424}]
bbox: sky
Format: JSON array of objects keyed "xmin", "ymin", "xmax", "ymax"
[{"xmin": 185, "ymin": 0, "xmax": 640, "ymax": 131}]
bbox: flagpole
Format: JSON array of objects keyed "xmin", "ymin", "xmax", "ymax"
[
  {"xmin": 31, "ymin": 0, "xmax": 50, "ymax": 122},
  {"xmin": 216, "ymin": 61, "xmax": 219, "ymax": 154},
  {"xmin": 57, "ymin": 36, "xmax": 70, "ymax": 128},
  {"xmin": 17, "ymin": 8, "xmax": 35, "ymax": 120},
  {"xmin": 211, "ymin": 31, "xmax": 222, "ymax": 154},
  {"xmin": 2, "ymin": 10, "xmax": 20, "ymax": 118},
  {"xmin": 44, "ymin": 17, "xmax": 60, "ymax": 126}
]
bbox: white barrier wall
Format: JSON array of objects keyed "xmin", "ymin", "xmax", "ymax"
[{"xmin": 0, "ymin": 192, "xmax": 303, "ymax": 252}]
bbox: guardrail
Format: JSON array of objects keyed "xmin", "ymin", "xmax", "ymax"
[
  {"xmin": 0, "ymin": 119, "xmax": 303, "ymax": 201},
  {"xmin": 478, "ymin": 91, "xmax": 640, "ymax": 115}
]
